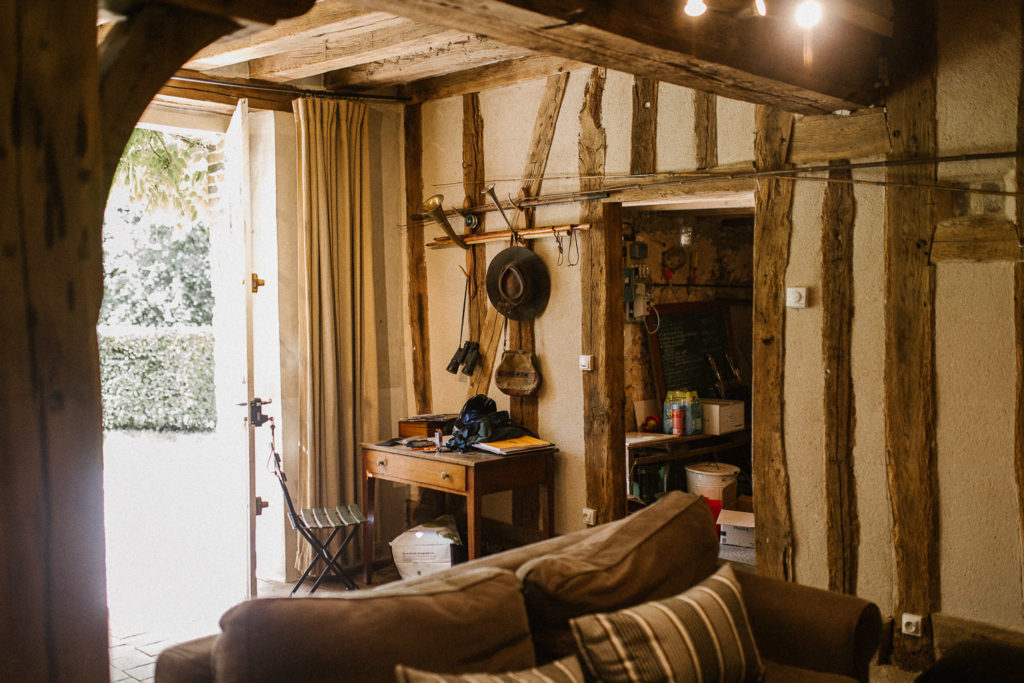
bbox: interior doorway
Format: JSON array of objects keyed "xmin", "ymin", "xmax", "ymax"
[{"xmin": 621, "ymin": 197, "xmax": 755, "ymax": 503}]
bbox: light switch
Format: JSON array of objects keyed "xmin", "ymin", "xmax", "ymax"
[
  {"xmin": 786, "ymin": 287, "xmax": 808, "ymax": 308},
  {"xmin": 579, "ymin": 355, "xmax": 594, "ymax": 371}
]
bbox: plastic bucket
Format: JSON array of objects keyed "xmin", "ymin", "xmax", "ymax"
[{"xmin": 685, "ymin": 461, "xmax": 739, "ymax": 508}]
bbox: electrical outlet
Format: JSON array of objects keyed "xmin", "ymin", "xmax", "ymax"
[
  {"xmin": 582, "ymin": 507, "xmax": 597, "ymax": 526},
  {"xmin": 901, "ymin": 613, "xmax": 922, "ymax": 638}
]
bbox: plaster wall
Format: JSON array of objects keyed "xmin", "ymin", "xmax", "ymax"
[
  {"xmin": 774, "ymin": 0, "xmax": 1024, "ymax": 631},
  {"xmin": 932, "ymin": 0, "xmax": 1023, "ymax": 629},
  {"xmin": 849, "ymin": 167, "xmax": 893, "ymax": 618},
  {"xmin": 410, "ymin": 2, "xmax": 1024, "ymax": 633},
  {"xmin": 785, "ymin": 178, "xmax": 827, "ymax": 590}
]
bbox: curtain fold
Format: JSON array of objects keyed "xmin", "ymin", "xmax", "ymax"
[{"xmin": 293, "ymin": 97, "xmax": 379, "ymax": 572}]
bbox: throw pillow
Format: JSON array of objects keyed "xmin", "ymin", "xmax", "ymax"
[
  {"xmin": 570, "ymin": 564, "xmax": 763, "ymax": 683},
  {"xmin": 394, "ymin": 655, "xmax": 584, "ymax": 683},
  {"xmin": 515, "ymin": 490, "xmax": 718, "ymax": 661},
  {"xmin": 212, "ymin": 567, "xmax": 534, "ymax": 683}
]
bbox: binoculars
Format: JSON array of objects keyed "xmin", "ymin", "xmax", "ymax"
[{"xmin": 446, "ymin": 340, "xmax": 480, "ymax": 375}]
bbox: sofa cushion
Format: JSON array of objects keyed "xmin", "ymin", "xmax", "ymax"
[
  {"xmin": 570, "ymin": 564, "xmax": 763, "ymax": 683},
  {"xmin": 515, "ymin": 490, "xmax": 718, "ymax": 661},
  {"xmin": 211, "ymin": 568, "xmax": 534, "ymax": 683},
  {"xmin": 394, "ymin": 655, "xmax": 584, "ymax": 682}
]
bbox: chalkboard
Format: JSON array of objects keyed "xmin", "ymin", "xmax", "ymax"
[{"xmin": 646, "ymin": 301, "xmax": 737, "ymax": 402}]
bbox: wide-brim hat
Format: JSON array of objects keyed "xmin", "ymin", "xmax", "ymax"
[{"xmin": 486, "ymin": 246, "xmax": 550, "ymax": 321}]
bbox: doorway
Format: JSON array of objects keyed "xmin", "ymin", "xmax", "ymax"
[{"xmin": 102, "ymin": 114, "xmax": 262, "ymax": 645}]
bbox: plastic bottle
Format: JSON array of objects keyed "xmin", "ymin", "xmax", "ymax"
[
  {"xmin": 671, "ymin": 397, "xmax": 684, "ymax": 435},
  {"xmin": 690, "ymin": 392, "xmax": 703, "ymax": 435},
  {"xmin": 663, "ymin": 390, "xmax": 681, "ymax": 434}
]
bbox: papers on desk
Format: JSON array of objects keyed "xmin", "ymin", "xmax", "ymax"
[{"xmin": 473, "ymin": 435, "xmax": 553, "ymax": 454}]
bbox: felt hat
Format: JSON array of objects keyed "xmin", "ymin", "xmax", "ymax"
[{"xmin": 485, "ymin": 246, "xmax": 551, "ymax": 321}]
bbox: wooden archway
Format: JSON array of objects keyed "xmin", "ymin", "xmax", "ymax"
[{"xmin": 2, "ymin": 2, "xmax": 312, "ymax": 679}]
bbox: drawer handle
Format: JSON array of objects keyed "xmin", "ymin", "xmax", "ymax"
[
  {"xmin": 440, "ymin": 471, "xmax": 451, "ymax": 480},
  {"xmin": 377, "ymin": 459, "xmax": 387, "ymax": 468}
]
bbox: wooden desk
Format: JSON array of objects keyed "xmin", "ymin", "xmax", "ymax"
[{"xmin": 361, "ymin": 442, "xmax": 555, "ymax": 584}]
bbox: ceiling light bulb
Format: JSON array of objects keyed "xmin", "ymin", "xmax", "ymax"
[
  {"xmin": 754, "ymin": 0, "xmax": 767, "ymax": 16},
  {"xmin": 795, "ymin": 0, "xmax": 822, "ymax": 28},
  {"xmin": 684, "ymin": 0, "xmax": 707, "ymax": 17}
]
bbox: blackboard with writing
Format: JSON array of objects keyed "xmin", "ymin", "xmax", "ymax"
[{"xmin": 647, "ymin": 301, "xmax": 737, "ymax": 402}]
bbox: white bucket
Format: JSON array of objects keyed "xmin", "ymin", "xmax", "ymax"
[{"xmin": 684, "ymin": 461, "xmax": 740, "ymax": 508}]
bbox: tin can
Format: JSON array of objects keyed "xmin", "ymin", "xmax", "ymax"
[{"xmin": 671, "ymin": 403, "xmax": 683, "ymax": 435}]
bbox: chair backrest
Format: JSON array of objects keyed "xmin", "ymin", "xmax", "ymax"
[{"xmin": 270, "ymin": 450, "xmax": 303, "ymax": 530}]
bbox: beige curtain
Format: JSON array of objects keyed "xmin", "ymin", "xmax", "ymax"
[{"xmin": 293, "ymin": 97, "xmax": 379, "ymax": 571}]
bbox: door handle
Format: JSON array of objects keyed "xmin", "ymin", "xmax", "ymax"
[
  {"xmin": 255, "ymin": 496, "xmax": 269, "ymax": 515},
  {"xmin": 251, "ymin": 272, "xmax": 266, "ymax": 293}
]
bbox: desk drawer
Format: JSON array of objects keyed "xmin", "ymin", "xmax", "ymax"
[{"xmin": 366, "ymin": 452, "xmax": 467, "ymax": 491}]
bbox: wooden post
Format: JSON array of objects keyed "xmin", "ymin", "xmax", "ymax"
[
  {"xmin": 462, "ymin": 93, "xmax": 487, "ymax": 346},
  {"xmin": 1, "ymin": 6, "xmax": 110, "ymax": 680},
  {"xmin": 1016, "ymin": 0, "xmax": 1024, "ymax": 628},
  {"xmin": 580, "ymin": 68, "xmax": 626, "ymax": 522},
  {"xmin": 624, "ymin": 76, "xmax": 659, "ymax": 431},
  {"xmin": 821, "ymin": 164, "xmax": 859, "ymax": 595},
  {"xmin": 884, "ymin": 0, "xmax": 938, "ymax": 670},
  {"xmin": 508, "ymin": 72, "xmax": 569, "ymax": 528},
  {"xmin": 405, "ymin": 104, "xmax": 432, "ymax": 413},
  {"xmin": 751, "ymin": 105, "xmax": 796, "ymax": 581},
  {"xmin": 694, "ymin": 90, "xmax": 718, "ymax": 170}
]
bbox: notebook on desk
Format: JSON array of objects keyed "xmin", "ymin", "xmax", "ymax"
[{"xmin": 473, "ymin": 435, "xmax": 553, "ymax": 454}]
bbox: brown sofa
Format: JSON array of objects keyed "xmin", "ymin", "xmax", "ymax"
[{"xmin": 156, "ymin": 491, "xmax": 881, "ymax": 682}]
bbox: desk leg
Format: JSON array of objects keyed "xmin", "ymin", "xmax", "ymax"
[
  {"xmin": 544, "ymin": 455, "xmax": 555, "ymax": 538},
  {"xmin": 467, "ymin": 473, "xmax": 482, "ymax": 560},
  {"xmin": 362, "ymin": 472, "xmax": 376, "ymax": 585}
]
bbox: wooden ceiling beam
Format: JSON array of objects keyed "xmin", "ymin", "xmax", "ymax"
[
  {"xmin": 156, "ymin": 70, "xmax": 298, "ymax": 112},
  {"xmin": 186, "ymin": 3, "xmax": 401, "ymax": 71},
  {"xmin": 325, "ymin": 36, "xmax": 532, "ymax": 88},
  {"xmin": 251, "ymin": 23, "xmax": 474, "ymax": 82},
  {"xmin": 341, "ymin": 0, "xmax": 887, "ymax": 112},
  {"xmin": 400, "ymin": 55, "xmax": 586, "ymax": 103},
  {"xmin": 101, "ymin": 0, "xmax": 315, "ymax": 24}
]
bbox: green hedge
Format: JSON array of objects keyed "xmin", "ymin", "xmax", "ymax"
[{"xmin": 99, "ymin": 328, "xmax": 216, "ymax": 432}]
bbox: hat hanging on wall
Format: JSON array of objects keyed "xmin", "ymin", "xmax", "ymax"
[{"xmin": 486, "ymin": 246, "xmax": 551, "ymax": 321}]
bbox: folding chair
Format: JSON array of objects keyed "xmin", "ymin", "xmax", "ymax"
[{"xmin": 269, "ymin": 445, "xmax": 366, "ymax": 595}]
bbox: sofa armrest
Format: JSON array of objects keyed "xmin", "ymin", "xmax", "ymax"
[
  {"xmin": 155, "ymin": 635, "xmax": 216, "ymax": 683},
  {"xmin": 736, "ymin": 571, "xmax": 881, "ymax": 683}
]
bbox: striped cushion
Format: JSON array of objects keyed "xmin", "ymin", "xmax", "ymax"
[
  {"xmin": 569, "ymin": 564, "xmax": 763, "ymax": 683},
  {"xmin": 394, "ymin": 655, "xmax": 584, "ymax": 682}
]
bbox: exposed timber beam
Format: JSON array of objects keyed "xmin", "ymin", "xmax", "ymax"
[
  {"xmin": 186, "ymin": 4, "xmax": 400, "ymax": 71},
  {"xmin": 101, "ymin": 0, "xmax": 315, "ymax": 24},
  {"xmin": 341, "ymin": 0, "xmax": 887, "ymax": 112},
  {"xmin": 251, "ymin": 23, "xmax": 474, "ymax": 82},
  {"xmin": 752, "ymin": 105, "xmax": 796, "ymax": 581},
  {"xmin": 325, "ymin": 35, "xmax": 533, "ymax": 88},
  {"xmin": 821, "ymin": 163, "xmax": 859, "ymax": 595},
  {"xmin": 884, "ymin": 0, "xmax": 939, "ymax": 670},
  {"xmin": 930, "ymin": 216, "xmax": 1023, "ymax": 263},
  {"xmin": 579, "ymin": 67, "xmax": 626, "ymax": 523},
  {"xmin": 401, "ymin": 56, "xmax": 586, "ymax": 103}
]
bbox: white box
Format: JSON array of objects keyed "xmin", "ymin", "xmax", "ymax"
[
  {"xmin": 701, "ymin": 399, "xmax": 745, "ymax": 435},
  {"xmin": 390, "ymin": 517, "xmax": 462, "ymax": 580},
  {"xmin": 717, "ymin": 509, "xmax": 755, "ymax": 548}
]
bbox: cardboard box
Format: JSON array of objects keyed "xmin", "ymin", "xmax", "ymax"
[
  {"xmin": 717, "ymin": 509, "xmax": 755, "ymax": 548},
  {"xmin": 389, "ymin": 516, "xmax": 462, "ymax": 579},
  {"xmin": 701, "ymin": 399, "xmax": 745, "ymax": 435}
]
